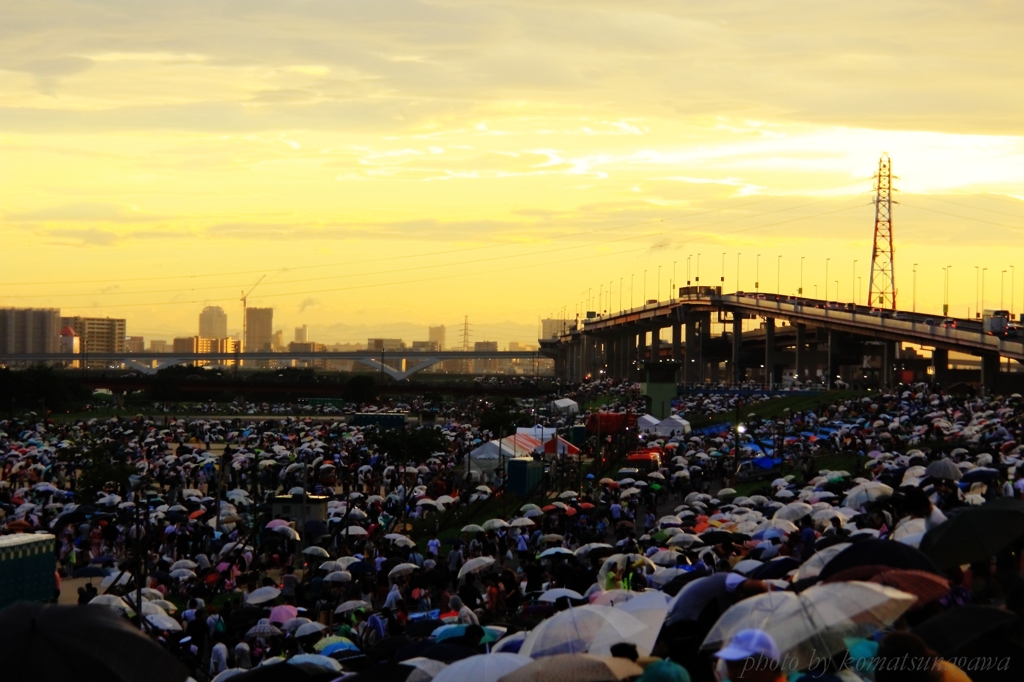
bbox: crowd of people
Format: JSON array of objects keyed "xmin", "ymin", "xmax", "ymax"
[{"xmin": 2, "ymin": 382, "xmax": 1024, "ymax": 681}]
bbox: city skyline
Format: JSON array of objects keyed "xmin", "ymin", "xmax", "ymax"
[{"xmin": 3, "ymin": 2, "xmax": 1024, "ymax": 333}]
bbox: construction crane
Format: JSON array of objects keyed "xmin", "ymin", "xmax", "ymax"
[{"xmin": 240, "ymin": 275, "xmax": 265, "ymax": 352}]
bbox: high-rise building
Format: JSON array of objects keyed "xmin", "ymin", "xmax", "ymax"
[
  {"xmin": 412, "ymin": 341, "xmax": 440, "ymax": 352},
  {"xmin": 473, "ymin": 341, "xmax": 499, "ymax": 374},
  {"xmin": 172, "ymin": 336, "xmax": 240, "ymax": 366},
  {"xmin": 199, "ymin": 306, "xmax": 228, "ymax": 339},
  {"xmin": 126, "ymin": 336, "xmax": 145, "ymax": 353},
  {"xmin": 60, "ymin": 317, "xmax": 127, "ymax": 353},
  {"xmin": 271, "ymin": 329, "xmax": 284, "ymax": 351},
  {"xmin": 541, "ymin": 318, "xmax": 568, "ymax": 340},
  {"xmin": 294, "ymin": 325, "xmax": 308, "ymax": 343},
  {"xmin": 150, "ymin": 339, "xmax": 169, "ymax": 352},
  {"xmin": 0, "ymin": 308, "xmax": 61, "ymax": 355},
  {"xmin": 428, "ymin": 325, "xmax": 446, "ymax": 350},
  {"xmin": 367, "ymin": 338, "xmax": 405, "ymax": 351},
  {"xmin": 245, "ymin": 308, "xmax": 273, "ymax": 351}
]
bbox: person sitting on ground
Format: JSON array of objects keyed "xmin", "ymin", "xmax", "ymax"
[{"xmin": 449, "ymin": 595, "xmax": 479, "ymax": 625}]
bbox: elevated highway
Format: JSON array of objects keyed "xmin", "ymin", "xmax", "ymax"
[{"xmin": 543, "ymin": 287, "xmax": 1023, "ymax": 391}]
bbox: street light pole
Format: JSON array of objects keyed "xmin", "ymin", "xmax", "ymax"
[
  {"xmin": 696, "ymin": 253, "xmax": 701, "ymax": 284},
  {"xmin": 737, "ymin": 253, "xmax": 741, "ymax": 291},
  {"xmin": 944, "ymin": 265, "xmax": 952, "ymax": 317},
  {"xmin": 825, "ymin": 258, "xmax": 830, "ymax": 301},
  {"xmin": 643, "ymin": 270, "xmax": 647, "ymax": 304},
  {"xmin": 1001, "ymin": 270, "xmax": 1006, "ymax": 310},
  {"xmin": 913, "ymin": 263, "xmax": 918, "ymax": 312},
  {"xmin": 631, "ymin": 273, "xmax": 635, "ymax": 309},
  {"xmin": 721, "ymin": 252, "xmax": 726, "ymax": 289},
  {"xmin": 756, "ymin": 254, "xmax": 761, "ymax": 292},
  {"xmin": 982, "ymin": 267, "xmax": 988, "ymax": 314},
  {"xmin": 619, "ymin": 277, "xmax": 623, "ymax": 312},
  {"xmin": 800, "ymin": 256, "xmax": 804, "ymax": 295},
  {"xmin": 672, "ymin": 262, "xmax": 677, "ymax": 299},
  {"xmin": 1012, "ymin": 265, "xmax": 1016, "ymax": 317},
  {"xmin": 777, "ymin": 255, "xmax": 782, "ymax": 294},
  {"xmin": 975, "ymin": 266, "xmax": 980, "ymax": 318},
  {"xmin": 852, "ymin": 259, "xmax": 858, "ymax": 304}
]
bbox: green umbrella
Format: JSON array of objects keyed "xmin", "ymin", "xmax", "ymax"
[{"xmin": 650, "ymin": 483, "xmax": 663, "ymax": 492}]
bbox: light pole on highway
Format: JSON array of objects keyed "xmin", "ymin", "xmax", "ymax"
[
  {"xmin": 975, "ymin": 266, "xmax": 980, "ymax": 318},
  {"xmin": 852, "ymin": 259, "xmax": 858, "ymax": 304},
  {"xmin": 913, "ymin": 263, "xmax": 918, "ymax": 312},
  {"xmin": 1001, "ymin": 270, "xmax": 1006, "ymax": 310},
  {"xmin": 643, "ymin": 270, "xmax": 647, "ymax": 304},
  {"xmin": 943, "ymin": 265, "xmax": 952, "ymax": 317},
  {"xmin": 672, "ymin": 261, "xmax": 676, "ymax": 299},
  {"xmin": 686, "ymin": 255, "xmax": 691, "ymax": 285},
  {"xmin": 1011, "ymin": 265, "xmax": 1016, "ymax": 317},
  {"xmin": 982, "ymin": 267, "xmax": 988, "ymax": 315},
  {"xmin": 631, "ymin": 273, "xmax": 634, "ymax": 309},
  {"xmin": 799, "ymin": 256, "xmax": 805, "ymax": 295},
  {"xmin": 756, "ymin": 254, "xmax": 761, "ymax": 292},
  {"xmin": 721, "ymin": 252, "xmax": 726, "ymax": 288},
  {"xmin": 619, "ymin": 277, "xmax": 623, "ymax": 312},
  {"xmin": 658, "ymin": 265, "xmax": 661, "ymax": 302},
  {"xmin": 696, "ymin": 253, "xmax": 701, "ymax": 284},
  {"xmin": 777, "ymin": 255, "xmax": 782, "ymax": 294},
  {"xmin": 737, "ymin": 253, "xmax": 741, "ymax": 291},
  {"xmin": 825, "ymin": 258, "xmax": 831, "ymax": 301},
  {"xmin": 835, "ymin": 280, "xmax": 839, "ymax": 301}
]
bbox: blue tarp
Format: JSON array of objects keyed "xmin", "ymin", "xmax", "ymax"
[{"xmin": 752, "ymin": 457, "xmax": 783, "ymax": 469}]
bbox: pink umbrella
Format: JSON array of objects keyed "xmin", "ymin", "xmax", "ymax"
[
  {"xmin": 266, "ymin": 519, "xmax": 291, "ymax": 529},
  {"xmin": 268, "ymin": 604, "xmax": 298, "ymax": 624}
]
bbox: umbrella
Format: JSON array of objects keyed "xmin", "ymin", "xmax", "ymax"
[
  {"xmin": 843, "ymin": 482, "xmax": 893, "ymax": 509},
  {"xmin": 518, "ymin": 605, "xmax": 647, "ymax": 658},
  {"xmin": 246, "ymin": 619, "xmax": 283, "ymax": 638},
  {"xmin": 482, "ymin": 519, "xmax": 509, "ymax": 531},
  {"xmin": 458, "ymin": 556, "xmax": 495, "ymax": 578},
  {"xmin": 497, "ymin": 654, "xmax": 642, "ymax": 682},
  {"xmin": 146, "ymin": 614, "xmax": 182, "ymax": 632},
  {"xmin": 433, "ymin": 654, "xmax": 532, "ymax": 682},
  {"xmin": 817, "ymin": 540, "xmax": 942, "ymax": 580},
  {"xmin": 390, "ymin": 563, "xmax": 421, "ymax": 578},
  {"xmin": 398, "ymin": 642, "xmax": 478, "ymax": 663},
  {"xmin": 868, "ymin": 569, "xmax": 950, "ymax": 609},
  {"xmin": 302, "ymin": 546, "xmax": 329, "ymax": 558},
  {"xmin": 588, "ymin": 591, "xmax": 669, "ymax": 658},
  {"xmin": 461, "ymin": 525, "xmax": 485, "ymax": 534},
  {"xmin": 911, "ymin": 605, "xmax": 1020, "ymax": 657},
  {"xmin": 701, "ymin": 581, "xmax": 916, "ymax": 669},
  {"xmin": 918, "ymin": 497, "xmax": 1024, "ymax": 569},
  {"xmin": 539, "ymin": 547, "xmax": 573, "ymax": 559},
  {"xmin": 0, "ymin": 602, "xmax": 189, "ymax": 682},
  {"xmin": 324, "ymin": 571, "xmax": 352, "ymax": 583},
  {"xmin": 246, "ymin": 586, "xmax": 281, "ymax": 605},
  {"xmin": 539, "ymin": 588, "xmax": 584, "ymax": 602},
  {"xmin": 269, "ymin": 605, "xmax": 299, "ymax": 624},
  {"xmin": 924, "ymin": 458, "xmax": 962, "ymax": 481},
  {"xmin": 295, "ymin": 622, "xmax": 328, "ymax": 638},
  {"xmin": 433, "ymin": 624, "xmax": 505, "ymax": 643},
  {"xmin": 335, "ymin": 600, "xmax": 371, "ymax": 614},
  {"xmin": 794, "ymin": 543, "xmax": 852, "ymax": 581},
  {"xmin": 289, "ymin": 654, "xmax": 342, "ymax": 671},
  {"xmin": 319, "ymin": 561, "xmax": 347, "ymax": 573},
  {"xmin": 73, "ymin": 566, "xmax": 110, "ymax": 578}
]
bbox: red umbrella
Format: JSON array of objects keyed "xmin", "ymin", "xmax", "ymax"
[{"xmin": 188, "ymin": 510, "xmax": 205, "ymax": 520}]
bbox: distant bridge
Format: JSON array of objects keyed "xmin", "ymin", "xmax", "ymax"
[
  {"xmin": 542, "ymin": 288, "xmax": 1024, "ymax": 392},
  {"xmin": 0, "ymin": 350, "xmax": 548, "ymax": 381}
]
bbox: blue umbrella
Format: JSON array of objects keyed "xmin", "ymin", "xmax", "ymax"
[
  {"xmin": 73, "ymin": 566, "xmax": 109, "ymax": 578},
  {"xmin": 322, "ymin": 640, "xmax": 360, "ymax": 656}
]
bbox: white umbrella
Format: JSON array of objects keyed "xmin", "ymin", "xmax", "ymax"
[
  {"xmin": 101, "ymin": 572, "xmax": 132, "ymax": 588},
  {"xmin": 319, "ymin": 560, "xmax": 346, "ymax": 572},
  {"xmin": 170, "ymin": 559, "xmax": 198, "ymax": 571},
  {"xmin": 246, "ymin": 619, "xmax": 283, "ymax": 638},
  {"xmin": 458, "ymin": 556, "xmax": 495, "ymax": 578},
  {"xmin": 794, "ymin": 543, "xmax": 852, "ymax": 581},
  {"xmin": 146, "ymin": 613, "xmax": 182, "ymax": 631},
  {"xmin": 510, "ymin": 517, "xmax": 535, "ymax": 528},
  {"xmin": 462, "ymin": 524, "xmax": 485, "ymax": 533},
  {"xmin": 295, "ymin": 621, "xmax": 328, "ymax": 638},
  {"xmin": 518, "ymin": 604, "xmax": 647, "ymax": 658},
  {"xmin": 701, "ymin": 581, "xmax": 916, "ymax": 669},
  {"xmin": 432, "ymin": 654, "xmax": 532, "ymax": 682},
  {"xmin": 302, "ymin": 546, "xmax": 329, "ymax": 558},
  {"xmin": 169, "ymin": 569, "xmax": 196, "ymax": 580},
  {"xmin": 589, "ymin": 591, "xmax": 669, "ymax": 657},
  {"xmin": 843, "ymin": 482, "xmax": 893, "ymax": 510},
  {"xmin": 482, "ymin": 518, "xmax": 509, "ymax": 531},
  {"xmin": 539, "ymin": 547, "xmax": 573, "ymax": 558},
  {"xmin": 389, "ymin": 563, "xmax": 421, "ymax": 578},
  {"xmin": 773, "ymin": 503, "xmax": 814, "ymax": 523},
  {"xmin": 345, "ymin": 526, "xmax": 368, "ymax": 537},
  {"xmin": 325, "ymin": 571, "xmax": 353, "ymax": 583},
  {"xmin": 274, "ymin": 526, "xmax": 300, "ymax": 541},
  {"xmin": 247, "ymin": 586, "xmax": 282, "ymax": 605},
  {"xmin": 335, "ymin": 599, "xmax": 371, "ymax": 614},
  {"xmin": 539, "ymin": 588, "xmax": 584, "ymax": 602}
]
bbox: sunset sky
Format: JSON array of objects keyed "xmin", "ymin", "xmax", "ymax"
[{"xmin": 3, "ymin": 1, "xmax": 1024, "ymax": 346}]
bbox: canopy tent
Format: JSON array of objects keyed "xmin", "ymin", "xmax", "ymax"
[
  {"xmin": 548, "ymin": 399, "xmax": 579, "ymax": 416},
  {"xmin": 543, "ymin": 436, "xmax": 581, "ymax": 457},
  {"xmin": 638, "ymin": 414, "xmax": 660, "ymax": 433},
  {"xmin": 655, "ymin": 415, "xmax": 691, "ymax": 437},
  {"xmin": 518, "ymin": 426, "xmax": 558, "ymax": 442},
  {"xmin": 469, "ymin": 434, "xmax": 542, "ymax": 471}
]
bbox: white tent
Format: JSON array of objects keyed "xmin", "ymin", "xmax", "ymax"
[
  {"xmin": 518, "ymin": 426, "xmax": 557, "ymax": 442},
  {"xmin": 655, "ymin": 415, "xmax": 691, "ymax": 437},
  {"xmin": 469, "ymin": 434, "xmax": 542, "ymax": 471},
  {"xmin": 548, "ymin": 398, "xmax": 579, "ymax": 416},
  {"xmin": 638, "ymin": 414, "xmax": 660, "ymax": 433}
]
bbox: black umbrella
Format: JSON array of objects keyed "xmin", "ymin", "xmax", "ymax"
[
  {"xmin": 343, "ymin": 662, "xmax": 415, "ymax": 682},
  {"xmin": 0, "ymin": 601, "xmax": 189, "ymax": 682},
  {"xmin": 229, "ymin": 662, "xmax": 341, "ymax": 682},
  {"xmin": 817, "ymin": 539, "xmax": 941, "ymax": 580},
  {"xmin": 699, "ymin": 530, "xmax": 734, "ymax": 545},
  {"xmin": 911, "ymin": 606, "xmax": 1019, "ymax": 656},
  {"xmin": 747, "ymin": 556, "xmax": 800, "ymax": 580},
  {"xmin": 919, "ymin": 498, "xmax": 1024, "ymax": 569},
  {"xmin": 397, "ymin": 641, "xmax": 477, "ymax": 663},
  {"xmin": 347, "ymin": 561, "xmax": 373, "ymax": 575},
  {"xmin": 304, "ymin": 519, "xmax": 328, "ymax": 538},
  {"xmin": 405, "ymin": 618, "xmax": 445, "ymax": 638},
  {"xmin": 370, "ymin": 636, "xmax": 413, "ymax": 662},
  {"xmin": 73, "ymin": 566, "xmax": 110, "ymax": 578}
]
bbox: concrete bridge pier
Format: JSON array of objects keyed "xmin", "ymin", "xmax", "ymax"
[
  {"xmin": 980, "ymin": 351, "xmax": 1000, "ymax": 395},
  {"xmin": 672, "ymin": 321, "xmax": 683, "ymax": 362},
  {"xmin": 764, "ymin": 317, "xmax": 777, "ymax": 387},
  {"xmin": 881, "ymin": 340, "xmax": 897, "ymax": 390},
  {"xmin": 794, "ymin": 323, "xmax": 808, "ymax": 381},
  {"xmin": 932, "ymin": 348, "xmax": 949, "ymax": 386},
  {"xmin": 731, "ymin": 316, "xmax": 743, "ymax": 385},
  {"xmin": 827, "ymin": 330, "xmax": 840, "ymax": 389}
]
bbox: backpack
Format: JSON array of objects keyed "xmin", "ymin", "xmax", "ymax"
[{"xmin": 213, "ymin": 615, "xmax": 226, "ymax": 634}]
